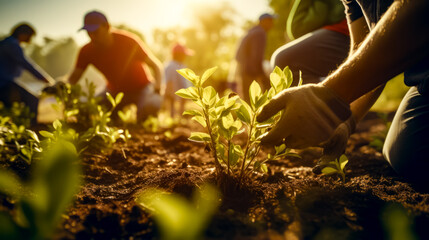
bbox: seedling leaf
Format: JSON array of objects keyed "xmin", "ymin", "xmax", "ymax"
[
  {"xmin": 189, "ymin": 132, "xmax": 211, "ymax": 143},
  {"xmin": 201, "ymin": 67, "xmax": 218, "ymax": 85}
]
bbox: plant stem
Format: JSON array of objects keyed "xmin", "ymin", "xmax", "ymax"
[
  {"xmin": 227, "ymin": 139, "xmax": 231, "ymax": 176},
  {"xmin": 198, "ymin": 86, "xmax": 222, "ymax": 175},
  {"xmin": 238, "ymin": 114, "xmax": 256, "ymax": 184}
]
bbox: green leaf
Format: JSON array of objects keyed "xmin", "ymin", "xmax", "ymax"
[
  {"xmin": 177, "ymin": 68, "xmax": 199, "ymax": 86},
  {"xmin": 0, "ymin": 170, "xmax": 22, "ymax": 198},
  {"xmin": 275, "ymin": 144, "xmax": 286, "ymax": 155},
  {"xmin": 189, "ymin": 132, "xmax": 211, "ymax": 143},
  {"xmin": 192, "ymin": 116, "xmax": 207, "ymax": 127},
  {"xmin": 65, "ymin": 109, "xmax": 79, "ymax": 118},
  {"xmin": 183, "ymin": 109, "xmax": 203, "ymax": 117},
  {"xmin": 53, "ymin": 119, "xmax": 62, "ymax": 130},
  {"xmin": 260, "ymin": 163, "xmax": 268, "ymax": 173},
  {"xmin": 106, "ymin": 92, "xmax": 116, "ymax": 107},
  {"xmin": 221, "ymin": 114, "xmax": 234, "ymax": 130},
  {"xmin": 322, "ymin": 167, "xmax": 338, "ymax": 175},
  {"xmin": 249, "ymin": 81, "xmax": 261, "ymax": 109},
  {"xmin": 115, "ymin": 92, "xmax": 124, "ymax": 105},
  {"xmin": 176, "ymin": 88, "xmax": 198, "ymax": 100},
  {"xmin": 284, "ymin": 66, "xmax": 294, "ymax": 89},
  {"xmin": 26, "ymin": 129, "xmax": 40, "ymax": 142},
  {"xmin": 236, "ymin": 104, "xmax": 251, "ymax": 124},
  {"xmin": 39, "ymin": 130, "xmax": 54, "ymax": 139},
  {"xmin": 201, "ymin": 66, "xmax": 218, "ymax": 85},
  {"xmin": 339, "ymin": 155, "xmax": 349, "ymax": 170},
  {"xmin": 202, "ymin": 86, "xmax": 217, "ymax": 106}
]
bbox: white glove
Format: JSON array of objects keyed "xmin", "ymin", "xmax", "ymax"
[{"xmin": 257, "ymin": 83, "xmax": 351, "ymax": 149}]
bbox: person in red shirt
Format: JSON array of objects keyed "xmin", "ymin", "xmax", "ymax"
[{"xmin": 68, "ymin": 10, "xmax": 163, "ymax": 121}]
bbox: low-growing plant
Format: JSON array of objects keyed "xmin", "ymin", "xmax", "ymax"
[
  {"xmin": 44, "ymin": 80, "xmax": 131, "ymax": 154},
  {"xmin": 321, "ymin": 154, "xmax": 349, "ymax": 182},
  {"xmin": 175, "ymin": 66, "xmax": 300, "ymax": 185},
  {"xmin": 0, "ymin": 116, "xmax": 42, "ymax": 165},
  {"xmin": 136, "ymin": 184, "xmax": 220, "ymax": 240},
  {"xmin": 0, "ymin": 141, "xmax": 82, "ymax": 240},
  {"xmin": 0, "ymin": 102, "xmax": 34, "ymax": 128}
]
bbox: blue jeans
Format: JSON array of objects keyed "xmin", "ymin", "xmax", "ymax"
[{"xmin": 383, "ymin": 87, "xmax": 429, "ymax": 185}]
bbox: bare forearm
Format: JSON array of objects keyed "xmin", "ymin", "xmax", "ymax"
[
  {"xmin": 323, "ymin": 0, "xmax": 429, "ymax": 103},
  {"xmin": 68, "ymin": 68, "xmax": 84, "ymax": 85}
]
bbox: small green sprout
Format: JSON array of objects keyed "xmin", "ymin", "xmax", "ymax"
[{"xmin": 321, "ymin": 154, "xmax": 349, "ymax": 182}]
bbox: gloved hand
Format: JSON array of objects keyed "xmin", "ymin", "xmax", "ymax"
[
  {"xmin": 42, "ymin": 81, "xmax": 67, "ymax": 95},
  {"xmin": 256, "ymin": 83, "xmax": 351, "ymax": 149},
  {"xmin": 312, "ymin": 116, "xmax": 356, "ymax": 174}
]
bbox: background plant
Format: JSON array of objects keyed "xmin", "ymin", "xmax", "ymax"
[
  {"xmin": 0, "ymin": 109, "xmax": 41, "ymax": 165},
  {"xmin": 0, "ymin": 141, "xmax": 82, "ymax": 240},
  {"xmin": 136, "ymin": 184, "xmax": 220, "ymax": 240},
  {"xmin": 176, "ymin": 66, "xmax": 300, "ymax": 185},
  {"xmin": 44, "ymin": 80, "xmax": 131, "ymax": 154}
]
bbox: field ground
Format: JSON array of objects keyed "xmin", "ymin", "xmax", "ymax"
[{"xmin": 26, "ymin": 111, "xmax": 428, "ymax": 239}]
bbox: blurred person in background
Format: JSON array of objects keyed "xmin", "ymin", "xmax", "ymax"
[
  {"xmin": 68, "ymin": 10, "xmax": 163, "ymax": 121},
  {"xmin": 257, "ymin": 0, "xmax": 429, "ymax": 187},
  {"xmin": 234, "ymin": 13, "xmax": 276, "ymax": 103},
  {"xmin": 0, "ymin": 23, "xmax": 54, "ymax": 125},
  {"xmin": 271, "ymin": 0, "xmax": 350, "ymax": 86},
  {"xmin": 163, "ymin": 43, "xmax": 194, "ymax": 118}
]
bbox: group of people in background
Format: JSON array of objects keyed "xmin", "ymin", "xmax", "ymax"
[{"xmin": 1, "ymin": 0, "xmax": 428, "ymax": 186}]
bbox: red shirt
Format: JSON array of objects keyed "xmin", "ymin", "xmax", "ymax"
[
  {"xmin": 323, "ymin": 19, "xmax": 349, "ymax": 36},
  {"xmin": 76, "ymin": 29, "xmax": 151, "ymax": 93}
]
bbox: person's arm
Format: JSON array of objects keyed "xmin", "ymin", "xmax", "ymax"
[
  {"xmin": 68, "ymin": 68, "xmax": 85, "ymax": 85},
  {"xmin": 144, "ymin": 52, "xmax": 163, "ymax": 93},
  {"xmin": 323, "ymin": 0, "xmax": 429, "ymax": 104},
  {"xmin": 8, "ymin": 44, "xmax": 52, "ymax": 83}
]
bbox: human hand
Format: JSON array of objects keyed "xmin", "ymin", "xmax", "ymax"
[
  {"xmin": 313, "ymin": 116, "xmax": 356, "ymax": 174},
  {"xmin": 42, "ymin": 81, "xmax": 67, "ymax": 95},
  {"xmin": 256, "ymin": 84, "xmax": 351, "ymax": 149}
]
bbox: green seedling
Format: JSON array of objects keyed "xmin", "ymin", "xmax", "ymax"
[
  {"xmin": 0, "ymin": 141, "xmax": 82, "ymax": 240},
  {"xmin": 0, "ymin": 116, "xmax": 42, "ymax": 165},
  {"xmin": 45, "ymin": 79, "xmax": 131, "ymax": 154},
  {"xmin": 136, "ymin": 184, "xmax": 220, "ymax": 240},
  {"xmin": 176, "ymin": 66, "xmax": 300, "ymax": 184},
  {"xmin": 321, "ymin": 154, "xmax": 349, "ymax": 182},
  {"xmin": 0, "ymin": 102, "xmax": 34, "ymax": 128}
]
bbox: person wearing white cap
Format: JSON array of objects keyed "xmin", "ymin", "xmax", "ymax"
[
  {"xmin": 163, "ymin": 43, "xmax": 194, "ymax": 118},
  {"xmin": 234, "ymin": 13, "xmax": 276, "ymax": 103},
  {"xmin": 68, "ymin": 10, "xmax": 163, "ymax": 121}
]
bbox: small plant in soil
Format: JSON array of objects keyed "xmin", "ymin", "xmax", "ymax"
[
  {"xmin": 321, "ymin": 154, "xmax": 349, "ymax": 182},
  {"xmin": 175, "ymin": 66, "xmax": 300, "ymax": 187},
  {"xmin": 0, "ymin": 141, "xmax": 81, "ymax": 240},
  {"xmin": 136, "ymin": 184, "xmax": 220, "ymax": 240},
  {"xmin": 0, "ymin": 114, "xmax": 42, "ymax": 165},
  {"xmin": 43, "ymin": 79, "xmax": 131, "ymax": 154}
]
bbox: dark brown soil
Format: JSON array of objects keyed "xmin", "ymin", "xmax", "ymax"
[{"xmin": 3, "ymin": 112, "xmax": 429, "ymax": 239}]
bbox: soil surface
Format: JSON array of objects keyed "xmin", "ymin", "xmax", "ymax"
[{"xmin": 3, "ymin": 112, "xmax": 429, "ymax": 239}]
